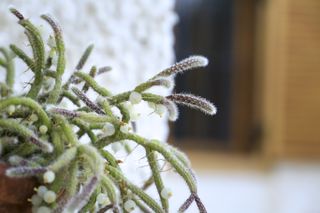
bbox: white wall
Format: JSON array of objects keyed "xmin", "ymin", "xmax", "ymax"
[
  {"xmin": 0, "ymin": 0, "xmax": 178, "ymax": 141},
  {"xmin": 163, "ymin": 162, "xmax": 320, "ymax": 213}
]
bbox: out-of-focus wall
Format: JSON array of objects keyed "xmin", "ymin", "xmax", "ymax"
[{"xmin": 0, "ymin": 0, "xmax": 178, "ymax": 141}]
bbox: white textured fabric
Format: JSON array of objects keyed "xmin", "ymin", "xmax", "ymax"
[{"xmin": 0, "ymin": 0, "xmax": 178, "ymax": 142}]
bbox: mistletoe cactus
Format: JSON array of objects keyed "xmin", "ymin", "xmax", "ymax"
[{"xmin": 0, "ymin": 8, "xmax": 216, "ymax": 213}]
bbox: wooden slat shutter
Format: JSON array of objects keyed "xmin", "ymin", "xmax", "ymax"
[{"xmin": 260, "ymin": 0, "xmax": 320, "ymax": 158}]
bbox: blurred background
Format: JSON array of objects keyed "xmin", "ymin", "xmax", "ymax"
[
  {"xmin": 169, "ymin": 0, "xmax": 320, "ymax": 212},
  {"xmin": 1, "ymin": 0, "xmax": 320, "ymax": 212}
]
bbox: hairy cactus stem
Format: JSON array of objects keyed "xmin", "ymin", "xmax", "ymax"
[
  {"xmin": 101, "ymin": 175, "xmax": 118, "ymax": 208},
  {"xmin": 41, "ymin": 14, "xmax": 66, "ymax": 104},
  {"xmin": 73, "ymin": 71, "xmax": 111, "ymax": 97},
  {"xmin": 72, "ymin": 87, "xmax": 105, "ymax": 114},
  {"xmin": 63, "ymin": 44, "xmax": 94, "ymax": 90},
  {"xmin": 113, "ymin": 132, "xmax": 197, "ymax": 193},
  {"xmin": 10, "ymin": 8, "xmax": 46, "ymax": 99},
  {"xmin": 0, "ymin": 119, "xmax": 52, "ymax": 152},
  {"xmin": 0, "ymin": 97, "xmax": 51, "ymax": 128},
  {"xmin": 0, "ymin": 47, "xmax": 15, "ymax": 89},
  {"xmin": 146, "ymin": 148, "xmax": 169, "ymax": 212},
  {"xmin": 106, "ymin": 165, "xmax": 164, "ymax": 213}
]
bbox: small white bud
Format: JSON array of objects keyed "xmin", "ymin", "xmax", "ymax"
[
  {"xmin": 96, "ymin": 193, "xmax": 109, "ymax": 205},
  {"xmin": 160, "ymin": 188, "xmax": 173, "ymax": 199},
  {"xmin": 37, "ymin": 186, "xmax": 48, "ymax": 198},
  {"xmin": 124, "ymin": 199, "xmax": 136, "ymax": 212},
  {"xmin": 29, "ymin": 114, "xmax": 39, "ymax": 122},
  {"xmin": 7, "ymin": 105, "xmax": 15, "ymax": 115},
  {"xmin": 43, "ymin": 190, "xmax": 56, "ymax": 203},
  {"xmin": 120, "ymin": 124, "xmax": 131, "ymax": 134},
  {"xmin": 43, "ymin": 170, "xmax": 55, "ymax": 183},
  {"xmin": 111, "ymin": 142, "xmax": 122, "ymax": 153},
  {"xmin": 155, "ymin": 104, "xmax": 166, "ymax": 116},
  {"xmin": 102, "ymin": 123, "xmax": 115, "ymax": 136},
  {"xmin": 95, "ymin": 96, "xmax": 104, "ymax": 105},
  {"xmin": 39, "ymin": 125, "xmax": 48, "ymax": 135},
  {"xmin": 123, "ymin": 101, "xmax": 133, "ymax": 110},
  {"xmin": 31, "ymin": 194, "xmax": 43, "ymax": 206},
  {"xmin": 36, "ymin": 206, "xmax": 51, "ymax": 213},
  {"xmin": 129, "ymin": 92, "xmax": 142, "ymax": 105}
]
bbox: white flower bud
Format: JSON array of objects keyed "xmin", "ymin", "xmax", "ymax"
[
  {"xmin": 43, "ymin": 170, "xmax": 55, "ymax": 183},
  {"xmin": 7, "ymin": 105, "xmax": 15, "ymax": 115},
  {"xmin": 102, "ymin": 123, "xmax": 115, "ymax": 136},
  {"xmin": 160, "ymin": 187, "xmax": 173, "ymax": 199},
  {"xmin": 155, "ymin": 104, "xmax": 166, "ymax": 116},
  {"xmin": 96, "ymin": 193, "xmax": 109, "ymax": 205},
  {"xmin": 129, "ymin": 92, "xmax": 142, "ymax": 104},
  {"xmin": 124, "ymin": 101, "xmax": 133, "ymax": 110},
  {"xmin": 124, "ymin": 199, "xmax": 136, "ymax": 212},
  {"xmin": 37, "ymin": 186, "xmax": 48, "ymax": 198},
  {"xmin": 39, "ymin": 125, "xmax": 48, "ymax": 135},
  {"xmin": 43, "ymin": 190, "xmax": 56, "ymax": 203},
  {"xmin": 36, "ymin": 206, "xmax": 51, "ymax": 213},
  {"xmin": 95, "ymin": 96, "xmax": 104, "ymax": 105},
  {"xmin": 29, "ymin": 113, "xmax": 39, "ymax": 122},
  {"xmin": 31, "ymin": 194, "xmax": 43, "ymax": 206},
  {"xmin": 120, "ymin": 124, "xmax": 131, "ymax": 134},
  {"xmin": 111, "ymin": 142, "xmax": 122, "ymax": 153}
]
